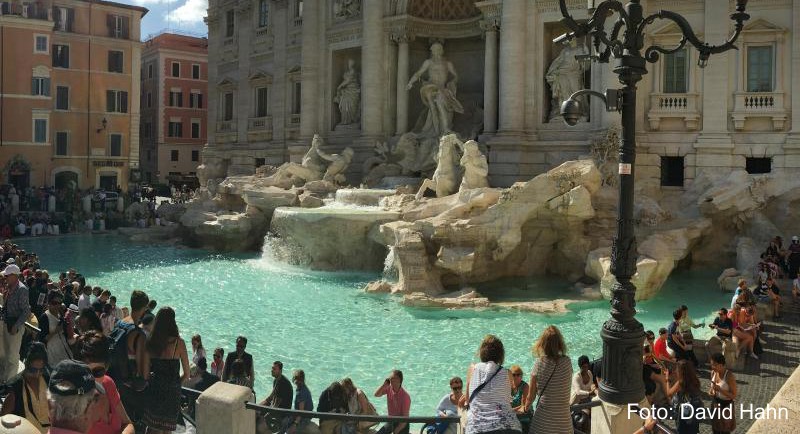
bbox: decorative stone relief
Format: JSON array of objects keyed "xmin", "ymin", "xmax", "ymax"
[
  {"xmin": 459, "ymin": 140, "xmax": 489, "ymax": 191},
  {"xmin": 334, "ymin": 0, "xmax": 361, "ymax": 20}
]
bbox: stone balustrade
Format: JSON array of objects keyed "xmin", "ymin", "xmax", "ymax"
[
  {"xmin": 732, "ymin": 91, "xmax": 787, "ymax": 131},
  {"xmin": 647, "ymin": 92, "xmax": 700, "ymax": 131}
]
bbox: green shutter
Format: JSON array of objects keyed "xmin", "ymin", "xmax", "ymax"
[{"xmin": 107, "ymin": 90, "xmax": 115, "ymax": 112}]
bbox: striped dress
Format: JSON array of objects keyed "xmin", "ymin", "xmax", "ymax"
[
  {"xmin": 530, "ymin": 356, "xmax": 573, "ymax": 434},
  {"xmin": 466, "ymin": 362, "xmax": 521, "ymax": 434}
]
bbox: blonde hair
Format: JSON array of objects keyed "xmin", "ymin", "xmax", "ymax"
[
  {"xmin": 532, "ymin": 325, "xmax": 567, "ymax": 359},
  {"xmin": 509, "ymin": 364, "xmax": 523, "ymax": 375}
]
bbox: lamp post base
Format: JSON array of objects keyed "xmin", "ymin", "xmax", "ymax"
[
  {"xmin": 590, "ymin": 397, "xmax": 649, "ymax": 434},
  {"xmin": 598, "ymin": 315, "xmax": 646, "ymax": 405}
]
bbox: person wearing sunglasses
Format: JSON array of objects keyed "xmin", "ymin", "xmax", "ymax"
[
  {"xmin": 508, "ymin": 366, "xmax": 531, "ymax": 434},
  {"xmin": 37, "ymin": 291, "xmax": 73, "ymax": 369},
  {"xmin": 0, "ymin": 342, "xmax": 50, "ymax": 433},
  {"xmin": 76, "ymin": 331, "xmax": 135, "ymax": 434}
]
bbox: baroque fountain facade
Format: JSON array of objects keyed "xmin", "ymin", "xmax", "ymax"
[{"xmin": 169, "ymin": 0, "xmax": 800, "ymax": 306}]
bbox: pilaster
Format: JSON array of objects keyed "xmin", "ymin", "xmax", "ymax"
[
  {"xmin": 477, "ymin": 0, "xmax": 501, "ymax": 135},
  {"xmin": 695, "ymin": 0, "xmax": 732, "ymax": 150},
  {"xmin": 497, "ymin": 0, "xmax": 526, "ymax": 134},
  {"xmin": 299, "ymin": 0, "xmax": 321, "ymax": 139},
  {"xmin": 361, "ymin": 0, "xmax": 385, "ymax": 137}
]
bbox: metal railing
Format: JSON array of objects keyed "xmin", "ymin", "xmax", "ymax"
[{"xmin": 245, "ymin": 402, "xmax": 460, "ymax": 426}]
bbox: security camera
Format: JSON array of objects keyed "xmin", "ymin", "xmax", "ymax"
[{"xmin": 560, "ymin": 99, "xmax": 583, "ymax": 126}]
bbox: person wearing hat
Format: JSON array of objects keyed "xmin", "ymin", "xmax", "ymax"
[
  {"xmin": 46, "ymin": 360, "xmax": 106, "ymax": 434},
  {"xmin": 0, "ymin": 342, "xmax": 51, "ymax": 433},
  {"xmin": 1, "ymin": 263, "xmax": 30, "ymax": 382}
]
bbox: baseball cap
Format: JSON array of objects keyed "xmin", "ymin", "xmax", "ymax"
[
  {"xmin": 793, "ymin": 235, "xmax": 799, "ymax": 241},
  {"xmin": 5, "ymin": 258, "xmax": 14, "ymax": 265},
  {"xmin": 48, "ymin": 360, "xmax": 105, "ymax": 396},
  {"xmin": 2, "ymin": 264, "xmax": 20, "ymax": 276}
]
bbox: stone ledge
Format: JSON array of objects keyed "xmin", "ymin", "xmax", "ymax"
[{"xmin": 747, "ymin": 362, "xmax": 800, "ymax": 434}]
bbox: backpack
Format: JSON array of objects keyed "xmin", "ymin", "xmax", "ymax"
[{"xmin": 108, "ymin": 319, "xmax": 140, "ymax": 382}]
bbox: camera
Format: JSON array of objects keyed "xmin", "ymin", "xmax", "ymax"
[{"xmin": 560, "ymin": 99, "xmax": 584, "ymax": 126}]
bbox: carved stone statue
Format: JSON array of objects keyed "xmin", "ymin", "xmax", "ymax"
[
  {"xmin": 362, "ymin": 133, "xmax": 419, "ymax": 187},
  {"xmin": 334, "ymin": 0, "xmax": 361, "ymax": 19},
  {"xmin": 334, "ymin": 59, "xmax": 361, "ymax": 128},
  {"xmin": 407, "ymin": 42, "xmax": 464, "ymax": 138},
  {"xmin": 263, "ymin": 134, "xmax": 326, "ymax": 188},
  {"xmin": 317, "ymin": 146, "xmax": 355, "ymax": 185},
  {"xmin": 459, "ymin": 140, "xmax": 489, "ymax": 191},
  {"xmin": 546, "ymin": 39, "xmax": 588, "ymax": 121},
  {"xmin": 416, "ymin": 134, "xmax": 462, "ymax": 199}
]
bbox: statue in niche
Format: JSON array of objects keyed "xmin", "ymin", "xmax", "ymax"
[
  {"xmin": 362, "ymin": 133, "xmax": 419, "ymax": 187},
  {"xmin": 317, "ymin": 146, "xmax": 355, "ymax": 185},
  {"xmin": 334, "ymin": 0, "xmax": 361, "ymax": 19},
  {"xmin": 416, "ymin": 134, "xmax": 462, "ymax": 199},
  {"xmin": 458, "ymin": 140, "xmax": 489, "ymax": 191},
  {"xmin": 407, "ymin": 42, "xmax": 464, "ymax": 138},
  {"xmin": 262, "ymin": 134, "xmax": 326, "ymax": 188},
  {"xmin": 334, "ymin": 58, "xmax": 361, "ymax": 128},
  {"xmin": 546, "ymin": 39, "xmax": 588, "ymax": 121}
]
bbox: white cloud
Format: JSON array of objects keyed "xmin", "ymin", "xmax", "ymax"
[
  {"xmin": 129, "ymin": 0, "xmax": 166, "ymax": 5},
  {"xmin": 166, "ymin": 0, "xmax": 208, "ymax": 24}
]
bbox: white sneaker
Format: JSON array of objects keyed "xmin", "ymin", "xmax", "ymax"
[{"xmin": 750, "ymin": 353, "xmax": 759, "ymax": 360}]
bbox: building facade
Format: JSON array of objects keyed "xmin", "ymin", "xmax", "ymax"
[
  {"xmin": 203, "ymin": 0, "xmax": 800, "ymax": 189},
  {"xmin": 0, "ymin": 0, "xmax": 147, "ymax": 192},
  {"xmin": 140, "ymin": 32, "xmax": 208, "ymax": 187}
]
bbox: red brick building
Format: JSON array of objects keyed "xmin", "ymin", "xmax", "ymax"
[{"xmin": 140, "ymin": 32, "xmax": 207, "ymax": 186}]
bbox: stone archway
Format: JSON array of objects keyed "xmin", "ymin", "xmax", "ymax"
[{"xmin": 405, "ymin": 0, "xmax": 480, "ymax": 20}]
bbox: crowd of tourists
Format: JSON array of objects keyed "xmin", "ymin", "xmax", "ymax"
[{"xmin": 0, "ymin": 234, "xmax": 794, "ymax": 434}]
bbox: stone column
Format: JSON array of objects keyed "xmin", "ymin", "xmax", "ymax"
[
  {"xmin": 299, "ymin": 0, "xmax": 320, "ymax": 139},
  {"xmin": 497, "ymin": 0, "xmax": 525, "ymax": 133},
  {"xmin": 361, "ymin": 0, "xmax": 385, "ymax": 136},
  {"xmin": 394, "ymin": 33, "xmax": 411, "ymax": 134},
  {"xmin": 196, "ymin": 382, "xmax": 255, "ymax": 434},
  {"xmin": 695, "ymin": 0, "xmax": 732, "ymax": 147},
  {"xmin": 481, "ymin": 19, "xmax": 500, "ymax": 133},
  {"xmin": 786, "ymin": 0, "xmax": 800, "ymax": 146}
]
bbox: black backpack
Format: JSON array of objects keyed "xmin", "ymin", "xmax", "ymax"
[{"xmin": 108, "ymin": 319, "xmax": 140, "ymax": 382}]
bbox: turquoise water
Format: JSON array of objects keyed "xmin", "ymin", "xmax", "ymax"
[{"xmin": 17, "ymin": 235, "xmax": 731, "ymax": 417}]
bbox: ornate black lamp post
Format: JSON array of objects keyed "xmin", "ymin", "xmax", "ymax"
[{"xmin": 555, "ymin": 0, "xmax": 750, "ymax": 405}]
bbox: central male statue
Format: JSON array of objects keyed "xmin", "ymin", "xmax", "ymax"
[{"xmin": 407, "ymin": 42, "xmax": 464, "ymax": 138}]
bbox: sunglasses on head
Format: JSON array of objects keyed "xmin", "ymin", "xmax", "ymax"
[{"xmin": 511, "ymin": 373, "xmax": 522, "ymax": 377}]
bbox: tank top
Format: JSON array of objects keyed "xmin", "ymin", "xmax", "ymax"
[{"xmin": 714, "ymin": 370, "xmax": 731, "ymax": 399}]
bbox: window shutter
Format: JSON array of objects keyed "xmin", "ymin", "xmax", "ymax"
[
  {"xmin": 121, "ymin": 91, "xmax": 128, "ymax": 113},
  {"xmin": 107, "ymin": 90, "xmax": 114, "ymax": 112},
  {"xmin": 63, "ymin": 46, "xmax": 69, "ymax": 68},
  {"xmin": 43, "ymin": 78, "xmax": 50, "ymax": 96},
  {"xmin": 66, "ymin": 8, "xmax": 74, "ymax": 32},
  {"xmin": 52, "ymin": 47, "xmax": 58, "ymax": 67},
  {"xmin": 198, "ymin": 94, "xmax": 203, "ymax": 109},
  {"xmin": 53, "ymin": 6, "xmax": 61, "ymax": 28},
  {"xmin": 31, "ymin": 77, "xmax": 37, "ymax": 95},
  {"xmin": 108, "ymin": 51, "xmax": 113, "ymax": 72},
  {"xmin": 122, "ymin": 16, "xmax": 130, "ymax": 39},
  {"xmin": 107, "ymin": 14, "xmax": 114, "ymax": 37},
  {"xmin": 177, "ymin": 92, "xmax": 183, "ymax": 108}
]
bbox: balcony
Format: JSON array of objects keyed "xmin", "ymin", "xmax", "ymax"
[
  {"xmin": 247, "ymin": 116, "xmax": 273, "ymax": 141},
  {"xmin": 216, "ymin": 119, "xmax": 238, "ymax": 144},
  {"xmin": 731, "ymin": 91, "xmax": 787, "ymax": 131},
  {"xmin": 647, "ymin": 93, "xmax": 700, "ymax": 131},
  {"xmin": 0, "ymin": 2, "xmax": 51, "ymax": 20}
]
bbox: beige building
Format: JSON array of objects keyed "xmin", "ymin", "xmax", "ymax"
[
  {"xmin": 203, "ymin": 0, "xmax": 800, "ymax": 189},
  {"xmin": 140, "ymin": 32, "xmax": 208, "ymax": 187}
]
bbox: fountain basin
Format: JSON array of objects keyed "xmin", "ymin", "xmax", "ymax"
[
  {"xmin": 334, "ymin": 189, "xmax": 396, "ymax": 206},
  {"xmin": 270, "ymin": 206, "xmax": 401, "ymax": 270}
]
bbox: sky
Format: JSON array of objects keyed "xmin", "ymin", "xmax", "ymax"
[{"xmin": 123, "ymin": 0, "xmax": 209, "ymax": 39}]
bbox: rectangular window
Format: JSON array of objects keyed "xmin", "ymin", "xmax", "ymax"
[
  {"xmin": 747, "ymin": 46, "xmax": 774, "ymax": 92},
  {"xmin": 192, "ymin": 64, "xmax": 200, "ymax": 80},
  {"xmin": 55, "ymin": 131, "xmax": 68, "ymax": 155},
  {"xmin": 168, "ymin": 121, "xmax": 183, "ymax": 138},
  {"xmin": 191, "ymin": 120, "xmax": 200, "ymax": 139},
  {"xmin": 225, "ymin": 9, "xmax": 235, "ymax": 38},
  {"xmin": 147, "ymin": 92, "xmax": 152, "ymax": 108},
  {"xmin": 56, "ymin": 86, "xmax": 69, "ymax": 110},
  {"xmin": 292, "ymin": 82, "xmax": 301, "ymax": 115},
  {"xmin": 53, "ymin": 7, "xmax": 75, "ymax": 32},
  {"xmin": 148, "ymin": 64, "xmax": 154, "ymax": 79},
  {"xmin": 255, "ymin": 87, "xmax": 268, "ymax": 117},
  {"xmin": 663, "ymin": 48, "xmax": 688, "ymax": 94},
  {"xmin": 171, "ymin": 150, "xmax": 179, "ymax": 161},
  {"xmin": 191, "ymin": 150, "xmax": 199, "ymax": 162},
  {"xmin": 106, "ymin": 90, "xmax": 128, "ymax": 113},
  {"xmin": 295, "ymin": 0, "xmax": 303, "ymax": 18},
  {"xmin": 34, "ymin": 35, "xmax": 48, "ymax": 53},
  {"xmin": 172, "ymin": 62, "xmax": 180, "ymax": 78},
  {"xmin": 31, "ymin": 77, "xmax": 50, "ymax": 96},
  {"xmin": 143, "ymin": 122, "xmax": 152, "ymax": 139},
  {"xmin": 169, "ymin": 91, "xmax": 183, "ymax": 107},
  {"xmin": 190, "ymin": 92, "xmax": 203, "ymax": 109},
  {"xmin": 258, "ymin": 0, "xmax": 269, "ymax": 27},
  {"xmin": 34, "ymin": 119, "xmax": 48, "ymax": 143},
  {"xmin": 52, "ymin": 44, "xmax": 69, "ymax": 68},
  {"xmin": 108, "ymin": 14, "xmax": 130, "ymax": 39},
  {"xmin": 108, "ymin": 50, "xmax": 123, "ymax": 73},
  {"xmin": 109, "ymin": 134, "xmax": 122, "ymax": 156},
  {"xmin": 223, "ymin": 92, "xmax": 234, "ymax": 121},
  {"xmin": 746, "ymin": 157, "xmax": 772, "ymax": 174},
  {"xmin": 660, "ymin": 156, "xmax": 684, "ymax": 187}
]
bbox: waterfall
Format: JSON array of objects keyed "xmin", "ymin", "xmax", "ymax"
[
  {"xmin": 382, "ymin": 246, "xmax": 398, "ymax": 281},
  {"xmin": 255, "ymin": 233, "xmax": 311, "ymax": 270}
]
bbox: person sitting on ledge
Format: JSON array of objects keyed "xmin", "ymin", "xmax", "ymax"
[
  {"xmin": 653, "ymin": 328, "xmax": 676, "ymax": 366},
  {"xmin": 755, "ymin": 276, "xmax": 782, "ymax": 319}
]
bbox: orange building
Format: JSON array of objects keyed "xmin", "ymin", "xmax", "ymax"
[
  {"xmin": 0, "ymin": 0, "xmax": 147, "ymax": 192},
  {"xmin": 140, "ymin": 32, "xmax": 207, "ymax": 186}
]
